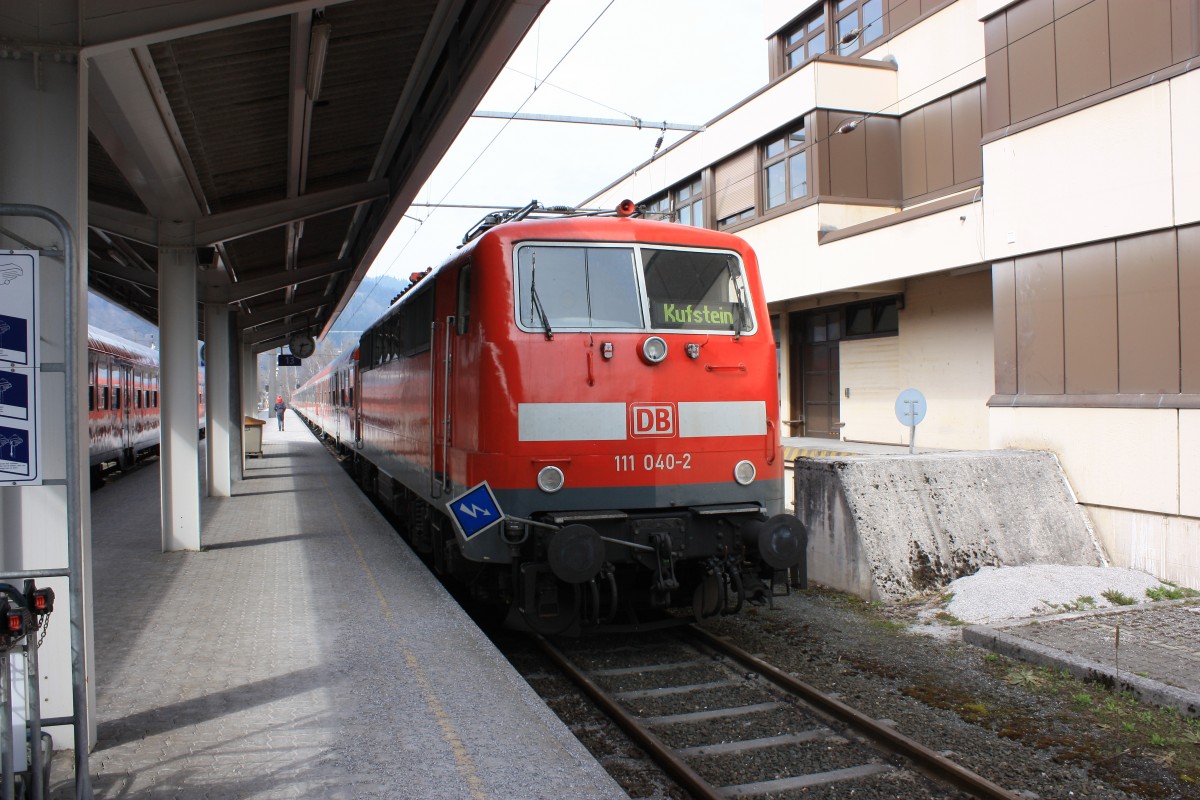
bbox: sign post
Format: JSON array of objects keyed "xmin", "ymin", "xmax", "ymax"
[
  {"xmin": 894, "ymin": 388, "xmax": 927, "ymax": 455},
  {"xmin": 0, "ymin": 251, "xmax": 41, "ymax": 485}
]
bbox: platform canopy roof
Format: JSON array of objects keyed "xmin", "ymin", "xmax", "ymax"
[{"xmin": 14, "ymin": 0, "xmax": 546, "ymax": 351}]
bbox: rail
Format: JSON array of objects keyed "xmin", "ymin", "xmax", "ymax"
[{"xmin": 535, "ymin": 626, "xmax": 1021, "ymax": 800}]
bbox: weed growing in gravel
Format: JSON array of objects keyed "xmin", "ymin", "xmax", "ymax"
[
  {"xmin": 934, "ymin": 611, "xmax": 964, "ymax": 626},
  {"xmin": 1146, "ymin": 583, "xmax": 1200, "ymax": 601},
  {"xmin": 1045, "ymin": 596, "xmax": 1098, "ymax": 613},
  {"xmin": 1006, "ymin": 666, "xmax": 1046, "ymax": 688},
  {"xmin": 1072, "ymin": 693, "xmax": 1094, "ymax": 707},
  {"xmin": 1102, "ymin": 589, "xmax": 1137, "ymax": 605}
]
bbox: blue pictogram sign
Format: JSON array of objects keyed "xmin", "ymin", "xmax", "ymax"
[{"xmin": 446, "ymin": 481, "xmax": 504, "ymax": 540}]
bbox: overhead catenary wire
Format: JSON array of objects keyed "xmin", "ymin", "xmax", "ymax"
[{"xmin": 345, "ymin": 0, "xmax": 619, "ymax": 321}]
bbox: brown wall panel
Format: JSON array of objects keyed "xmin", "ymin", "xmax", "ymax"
[
  {"xmin": 923, "ymin": 96, "xmax": 954, "ymax": 193},
  {"xmin": 1062, "ymin": 242, "xmax": 1118, "ymax": 393},
  {"xmin": 1008, "ymin": 26, "xmax": 1058, "ymax": 124},
  {"xmin": 1173, "ymin": 0, "xmax": 1199, "ymax": 63},
  {"xmin": 984, "ymin": 13, "xmax": 1007, "ymax": 55},
  {"xmin": 828, "ymin": 116, "xmax": 868, "ymax": 198},
  {"xmin": 1007, "ymin": 0, "xmax": 1053, "ymax": 41},
  {"xmin": 1054, "ymin": 0, "xmax": 1092, "ymax": 15},
  {"xmin": 993, "ymin": 261, "xmax": 1018, "ymax": 394},
  {"xmin": 865, "ymin": 117, "xmax": 901, "ymax": 201},
  {"xmin": 1055, "ymin": 0, "xmax": 1110, "ymax": 105},
  {"xmin": 1016, "ymin": 252, "xmax": 1065, "ymax": 395},
  {"xmin": 901, "ymin": 111, "xmax": 928, "ymax": 199},
  {"xmin": 1116, "ymin": 231, "xmax": 1180, "ymax": 394},
  {"xmin": 951, "ymin": 85, "xmax": 983, "ymax": 184},
  {"xmin": 1109, "ymin": 0, "xmax": 1172, "ymax": 86},
  {"xmin": 1180, "ymin": 225, "xmax": 1200, "ymax": 393},
  {"xmin": 889, "ymin": 0, "xmax": 920, "ymax": 32},
  {"xmin": 985, "ymin": 48, "xmax": 1010, "ymax": 131}
]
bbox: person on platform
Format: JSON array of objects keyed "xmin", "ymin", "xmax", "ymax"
[{"xmin": 273, "ymin": 395, "xmax": 286, "ymax": 431}]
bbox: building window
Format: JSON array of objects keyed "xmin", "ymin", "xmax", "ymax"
[
  {"xmin": 674, "ymin": 176, "xmax": 705, "ymax": 228},
  {"xmin": 783, "ymin": 5, "xmax": 828, "ymax": 70},
  {"xmin": 718, "ymin": 209, "xmax": 755, "ymax": 229},
  {"xmin": 844, "ymin": 297, "xmax": 899, "ymax": 339},
  {"xmin": 834, "ymin": 0, "xmax": 884, "ymax": 56},
  {"xmin": 763, "ymin": 122, "xmax": 809, "ymax": 210},
  {"xmin": 644, "ymin": 194, "xmax": 671, "ymax": 221}
]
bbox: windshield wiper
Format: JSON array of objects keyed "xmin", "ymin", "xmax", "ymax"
[
  {"xmin": 530, "ymin": 252, "xmax": 553, "ymax": 340},
  {"xmin": 729, "ymin": 258, "xmax": 747, "ymax": 339}
]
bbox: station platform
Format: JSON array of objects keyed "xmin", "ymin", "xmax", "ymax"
[{"xmin": 52, "ymin": 410, "xmax": 626, "ymax": 799}]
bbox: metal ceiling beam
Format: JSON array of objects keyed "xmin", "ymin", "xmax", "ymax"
[
  {"xmin": 195, "ymin": 180, "xmax": 389, "ymax": 246},
  {"xmin": 91, "ymin": 177, "xmax": 382, "ymax": 292},
  {"xmin": 89, "ymin": 48, "xmax": 206, "ymax": 220},
  {"xmin": 243, "ymin": 319, "xmax": 296, "ymax": 345},
  {"xmin": 239, "ymin": 294, "xmax": 329, "ymax": 330},
  {"xmin": 89, "ymin": 203, "xmax": 160, "ymax": 246},
  {"xmin": 77, "ymin": 0, "xmax": 353, "ymax": 56},
  {"xmin": 251, "ymin": 335, "xmax": 289, "ymax": 354},
  {"xmin": 206, "ymin": 258, "xmax": 345, "ymax": 304},
  {"xmin": 89, "ymin": 259, "xmax": 158, "ymax": 289}
]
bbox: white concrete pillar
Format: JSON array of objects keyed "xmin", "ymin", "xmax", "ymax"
[
  {"xmin": 226, "ymin": 312, "xmax": 243, "ymax": 482},
  {"xmin": 242, "ymin": 343, "xmax": 258, "ymax": 418},
  {"xmin": 0, "ymin": 44, "xmax": 98, "ymax": 748},
  {"xmin": 203, "ymin": 301, "xmax": 231, "ymax": 497},
  {"xmin": 158, "ymin": 222, "xmax": 201, "ymax": 551}
]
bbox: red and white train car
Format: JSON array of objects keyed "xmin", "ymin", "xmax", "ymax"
[
  {"xmin": 88, "ymin": 326, "xmax": 205, "ymax": 486},
  {"xmin": 296, "ymin": 206, "xmax": 804, "ymax": 632}
]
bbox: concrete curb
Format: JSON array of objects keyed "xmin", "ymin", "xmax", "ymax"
[{"xmin": 963, "ymin": 599, "xmax": 1200, "ymax": 718}]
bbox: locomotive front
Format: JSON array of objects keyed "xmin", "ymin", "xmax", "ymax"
[{"xmin": 457, "ymin": 216, "xmax": 804, "ymax": 632}]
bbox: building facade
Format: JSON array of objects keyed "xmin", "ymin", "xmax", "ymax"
[{"xmin": 585, "ymin": 0, "xmax": 1200, "ymax": 588}]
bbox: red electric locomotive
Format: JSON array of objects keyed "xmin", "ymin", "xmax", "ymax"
[{"xmin": 296, "ymin": 203, "xmax": 805, "ymax": 633}]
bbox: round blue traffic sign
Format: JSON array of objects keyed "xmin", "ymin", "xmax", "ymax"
[{"xmin": 895, "ymin": 388, "xmax": 927, "ymax": 427}]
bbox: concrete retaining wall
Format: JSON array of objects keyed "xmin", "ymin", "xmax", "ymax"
[{"xmin": 794, "ymin": 450, "xmax": 1105, "ymax": 602}]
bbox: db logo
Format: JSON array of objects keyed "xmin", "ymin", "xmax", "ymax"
[{"xmin": 630, "ymin": 403, "xmax": 676, "ymax": 438}]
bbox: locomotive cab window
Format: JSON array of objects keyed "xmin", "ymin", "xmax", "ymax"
[
  {"xmin": 514, "ymin": 243, "xmax": 753, "ymax": 335},
  {"xmin": 642, "ymin": 248, "xmax": 755, "ymax": 334},
  {"xmin": 515, "ymin": 246, "xmax": 643, "ymax": 331}
]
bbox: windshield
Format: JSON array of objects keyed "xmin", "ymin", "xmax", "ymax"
[
  {"xmin": 642, "ymin": 248, "xmax": 752, "ymax": 333},
  {"xmin": 514, "ymin": 243, "xmax": 753, "ymax": 334},
  {"xmin": 516, "ymin": 246, "xmax": 643, "ymax": 330}
]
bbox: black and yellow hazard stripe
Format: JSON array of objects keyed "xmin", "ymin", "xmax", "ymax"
[{"xmin": 783, "ymin": 446, "xmax": 857, "ymax": 461}]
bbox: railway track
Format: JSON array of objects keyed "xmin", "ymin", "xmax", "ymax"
[{"xmin": 534, "ymin": 626, "xmax": 1021, "ymax": 799}]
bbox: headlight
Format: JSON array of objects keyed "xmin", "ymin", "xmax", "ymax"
[
  {"xmin": 537, "ymin": 465, "xmax": 565, "ymax": 493},
  {"xmin": 733, "ymin": 460, "xmax": 756, "ymax": 485},
  {"xmin": 640, "ymin": 335, "xmax": 668, "ymax": 364}
]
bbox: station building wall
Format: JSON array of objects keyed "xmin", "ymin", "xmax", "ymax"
[
  {"xmin": 587, "ymin": 0, "xmax": 1200, "ymax": 587},
  {"xmin": 812, "ymin": 270, "xmax": 991, "ymax": 449}
]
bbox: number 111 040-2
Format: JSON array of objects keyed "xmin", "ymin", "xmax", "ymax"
[{"xmin": 614, "ymin": 453, "xmax": 692, "ymax": 472}]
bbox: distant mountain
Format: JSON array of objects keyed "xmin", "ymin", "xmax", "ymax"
[
  {"xmin": 88, "ymin": 293, "xmax": 157, "ymax": 347},
  {"xmin": 333, "ymin": 274, "xmax": 409, "ymax": 336}
]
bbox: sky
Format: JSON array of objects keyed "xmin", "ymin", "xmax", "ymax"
[{"xmin": 333, "ymin": 0, "xmax": 769, "ymax": 330}]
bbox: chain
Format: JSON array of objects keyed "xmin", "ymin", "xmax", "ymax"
[{"xmin": 37, "ymin": 611, "xmax": 50, "ymax": 649}]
